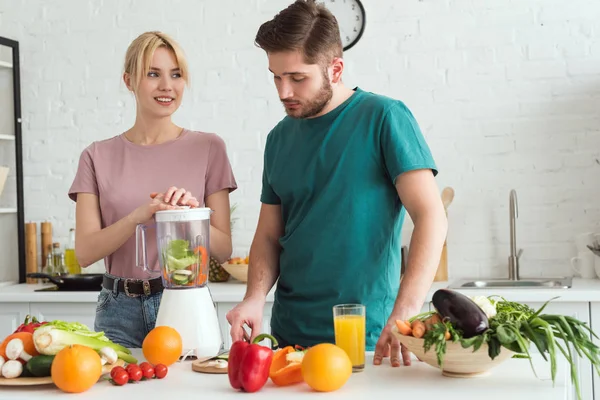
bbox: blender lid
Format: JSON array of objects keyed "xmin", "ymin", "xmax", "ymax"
[{"xmin": 155, "ymin": 207, "xmax": 212, "ymax": 222}]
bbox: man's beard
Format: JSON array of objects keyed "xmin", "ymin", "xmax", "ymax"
[{"xmin": 282, "ymin": 71, "xmax": 333, "ymax": 119}]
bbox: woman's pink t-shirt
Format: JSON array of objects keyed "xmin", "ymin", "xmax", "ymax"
[{"xmin": 68, "ymin": 129, "xmax": 237, "ymax": 280}]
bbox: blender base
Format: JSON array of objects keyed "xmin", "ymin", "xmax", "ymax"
[{"xmin": 155, "ymin": 286, "xmax": 223, "ymax": 360}]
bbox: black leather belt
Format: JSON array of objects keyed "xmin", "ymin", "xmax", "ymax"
[{"xmin": 102, "ymin": 275, "xmax": 164, "ymax": 297}]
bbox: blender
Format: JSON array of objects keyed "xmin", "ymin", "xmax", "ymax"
[{"xmin": 136, "ymin": 207, "xmax": 223, "ymax": 360}]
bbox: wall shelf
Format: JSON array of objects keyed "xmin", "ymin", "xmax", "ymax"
[{"xmin": 0, "ymin": 36, "xmax": 25, "ymax": 284}]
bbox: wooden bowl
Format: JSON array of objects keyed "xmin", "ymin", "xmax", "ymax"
[
  {"xmin": 391, "ymin": 325, "xmax": 515, "ymax": 378},
  {"xmin": 221, "ymin": 263, "xmax": 248, "ymax": 282}
]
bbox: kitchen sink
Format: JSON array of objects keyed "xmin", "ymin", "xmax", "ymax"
[{"xmin": 448, "ymin": 277, "xmax": 573, "ymax": 289}]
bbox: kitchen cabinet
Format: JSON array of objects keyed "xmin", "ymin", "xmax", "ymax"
[
  {"xmin": 0, "ymin": 302, "xmax": 28, "ymax": 339},
  {"xmin": 591, "ymin": 302, "xmax": 600, "ymax": 400},
  {"xmin": 29, "ymin": 302, "xmax": 97, "ymax": 333},
  {"xmin": 0, "ymin": 36, "xmax": 24, "ymax": 284}
]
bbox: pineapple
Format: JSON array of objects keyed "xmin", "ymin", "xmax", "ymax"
[
  {"xmin": 209, "ymin": 256, "xmax": 230, "ymax": 282},
  {"xmin": 208, "ymin": 204, "xmax": 239, "ymax": 283}
]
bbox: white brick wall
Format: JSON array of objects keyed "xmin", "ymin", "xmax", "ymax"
[{"xmin": 0, "ymin": 0, "xmax": 599, "ymax": 280}]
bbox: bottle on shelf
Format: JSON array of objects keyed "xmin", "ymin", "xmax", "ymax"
[
  {"xmin": 64, "ymin": 228, "xmax": 81, "ymax": 275},
  {"xmin": 42, "ymin": 253, "xmax": 54, "ymax": 282},
  {"xmin": 52, "ymin": 242, "xmax": 67, "ymax": 276}
]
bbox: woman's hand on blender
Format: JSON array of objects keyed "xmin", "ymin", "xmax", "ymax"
[
  {"xmin": 150, "ymin": 186, "xmax": 200, "ymax": 207},
  {"xmin": 129, "ymin": 193, "xmax": 179, "ymax": 224}
]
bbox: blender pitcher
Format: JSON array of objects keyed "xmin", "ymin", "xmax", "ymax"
[
  {"xmin": 136, "ymin": 207, "xmax": 211, "ymax": 288},
  {"xmin": 135, "ymin": 207, "xmax": 223, "ymax": 359}
]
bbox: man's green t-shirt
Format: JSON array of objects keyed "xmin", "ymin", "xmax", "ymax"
[{"xmin": 261, "ymin": 87, "xmax": 438, "ymax": 350}]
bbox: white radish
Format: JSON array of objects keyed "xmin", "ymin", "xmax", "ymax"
[
  {"xmin": 0, "ymin": 355, "xmax": 5, "ymax": 376},
  {"xmin": 1, "ymin": 360, "xmax": 23, "ymax": 379}
]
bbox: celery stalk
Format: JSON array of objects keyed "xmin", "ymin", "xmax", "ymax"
[{"xmin": 33, "ymin": 322, "xmax": 138, "ymax": 364}]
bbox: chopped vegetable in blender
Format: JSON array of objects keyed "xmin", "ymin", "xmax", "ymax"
[{"xmin": 162, "ymin": 239, "xmax": 207, "ymax": 286}]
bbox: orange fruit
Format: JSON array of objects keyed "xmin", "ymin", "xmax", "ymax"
[
  {"xmin": 142, "ymin": 325, "xmax": 182, "ymax": 366},
  {"xmin": 301, "ymin": 343, "xmax": 352, "ymax": 392},
  {"xmin": 51, "ymin": 344, "xmax": 103, "ymax": 393}
]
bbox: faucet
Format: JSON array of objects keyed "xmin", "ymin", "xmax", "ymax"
[{"xmin": 508, "ymin": 189, "xmax": 523, "ymax": 280}]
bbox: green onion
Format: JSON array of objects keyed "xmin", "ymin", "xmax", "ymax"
[{"xmin": 33, "ymin": 321, "xmax": 137, "ymax": 364}]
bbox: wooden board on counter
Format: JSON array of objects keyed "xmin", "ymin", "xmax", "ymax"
[{"xmin": 191, "ymin": 358, "xmax": 228, "ymax": 374}]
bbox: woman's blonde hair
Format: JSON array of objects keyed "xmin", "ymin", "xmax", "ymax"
[{"xmin": 123, "ymin": 31, "xmax": 189, "ymax": 91}]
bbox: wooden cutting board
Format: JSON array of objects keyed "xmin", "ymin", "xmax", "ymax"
[
  {"xmin": 434, "ymin": 240, "xmax": 448, "ymax": 282},
  {"xmin": 434, "ymin": 187, "xmax": 454, "ymax": 282},
  {"xmin": 191, "ymin": 358, "xmax": 228, "ymax": 374},
  {"xmin": 0, "ymin": 358, "xmax": 125, "ymax": 386}
]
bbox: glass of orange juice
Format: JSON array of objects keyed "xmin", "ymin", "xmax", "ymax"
[{"xmin": 333, "ymin": 304, "xmax": 366, "ymax": 372}]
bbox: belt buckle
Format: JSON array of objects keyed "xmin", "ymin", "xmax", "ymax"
[
  {"xmin": 123, "ymin": 279, "xmax": 140, "ymax": 298},
  {"xmin": 143, "ymin": 280, "xmax": 151, "ymax": 296}
]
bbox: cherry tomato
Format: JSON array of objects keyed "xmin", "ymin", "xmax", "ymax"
[
  {"xmin": 111, "ymin": 369, "xmax": 129, "ymax": 386},
  {"xmin": 154, "ymin": 364, "xmax": 168, "ymax": 379},
  {"xmin": 140, "ymin": 364, "xmax": 154, "ymax": 379},
  {"xmin": 125, "ymin": 363, "xmax": 138, "ymax": 373},
  {"xmin": 110, "ymin": 366, "xmax": 126, "ymax": 380},
  {"xmin": 127, "ymin": 365, "xmax": 143, "ymax": 382},
  {"xmin": 139, "ymin": 362, "xmax": 152, "ymax": 370}
]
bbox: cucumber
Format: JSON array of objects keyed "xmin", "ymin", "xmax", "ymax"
[
  {"xmin": 172, "ymin": 273, "xmax": 189, "ymax": 285},
  {"xmin": 172, "ymin": 269, "xmax": 192, "ymax": 285},
  {"xmin": 26, "ymin": 355, "xmax": 55, "ymax": 377},
  {"xmin": 20, "ymin": 366, "xmax": 34, "ymax": 377}
]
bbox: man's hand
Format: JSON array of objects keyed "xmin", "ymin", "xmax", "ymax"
[
  {"xmin": 373, "ymin": 319, "xmax": 411, "ymax": 367},
  {"xmin": 226, "ymin": 296, "xmax": 266, "ymax": 343}
]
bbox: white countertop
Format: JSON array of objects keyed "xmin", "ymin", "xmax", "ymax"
[
  {"xmin": 1, "ymin": 277, "xmax": 600, "ymax": 304},
  {"xmin": 0, "ymin": 350, "xmax": 571, "ymax": 399}
]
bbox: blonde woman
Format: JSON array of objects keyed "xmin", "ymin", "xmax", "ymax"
[{"xmin": 68, "ymin": 31, "xmax": 237, "ymax": 347}]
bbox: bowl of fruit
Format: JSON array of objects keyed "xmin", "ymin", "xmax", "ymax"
[
  {"xmin": 392, "ymin": 288, "xmax": 600, "ymax": 393},
  {"xmin": 221, "ymin": 256, "xmax": 249, "ymax": 282}
]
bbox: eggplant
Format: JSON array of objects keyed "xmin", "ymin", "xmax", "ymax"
[{"xmin": 432, "ymin": 289, "xmax": 489, "ymax": 338}]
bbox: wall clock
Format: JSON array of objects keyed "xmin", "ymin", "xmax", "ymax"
[{"xmin": 322, "ymin": 0, "xmax": 366, "ymax": 51}]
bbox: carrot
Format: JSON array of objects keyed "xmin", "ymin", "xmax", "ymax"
[
  {"xmin": 193, "ymin": 246, "xmax": 208, "ymax": 268},
  {"xmin": 197, "ymin": 272, "xmax": 207, "ymax": 286},
  {"xmin": 424, "ymin": 313, "xmax": 442, "ymax": 332},
  {"xmin": 411, "ymin": 320, "xmax": 426, "ymax": 338},
  {"xmin": 395, "ymin": 320, "xmax": 412, "ymax": 336}
]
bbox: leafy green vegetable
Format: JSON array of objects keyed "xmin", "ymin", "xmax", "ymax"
[
  {"xmin": 32, "ymin": 320, "xmax": 137, "ymax": 364},
  {"xmin": 163, "ymin": 239, "xmax": 196, "ymax": 270},
  {"xmin": 423, "ymin": 321, "xmax": 452, "ymax": 368},
  {"xmin": 165, "ymin": 239, "xmax": 191, "ymax": 259}
]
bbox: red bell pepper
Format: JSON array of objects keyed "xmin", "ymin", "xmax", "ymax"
[
  {"xmin": 228, "ymin": 333, "xmax": 278, "ymax": 393},
  {"xmin": 13, "ymin": 315, "xmax": 47, "ymax": 334}
]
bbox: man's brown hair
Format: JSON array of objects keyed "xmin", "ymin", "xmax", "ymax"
[{"xmin": 255, "ymin": 0, "xmax": 343, "ymax": 65}]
